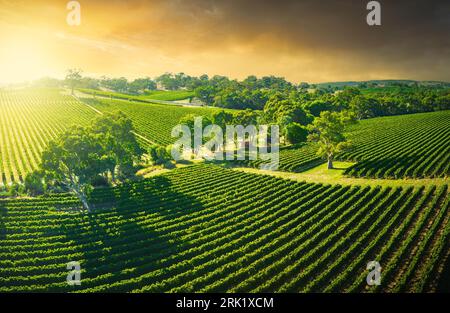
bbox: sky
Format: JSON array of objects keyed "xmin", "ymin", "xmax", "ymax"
[{"xmin": 0, "ymin": 0, "xmax": 449, "ymax": 84}]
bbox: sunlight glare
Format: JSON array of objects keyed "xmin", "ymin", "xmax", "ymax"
[{"xmin": 0, "ymin": 38, "xmax": 54, "ymax": 84}]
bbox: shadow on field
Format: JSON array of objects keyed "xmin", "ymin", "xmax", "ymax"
[
  {"xmin": 46, "ymin": 175, "xmax": 203, "ymax": 292},
  {"xmin": 0, "ymin": 201, "xmax": 6, "ymax": 240},
  {"xmin": 436, "ymin": 253, "xmax": 450, "ymax": 292}
]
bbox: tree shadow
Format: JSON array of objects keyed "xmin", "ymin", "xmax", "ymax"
[
  {"xmin": 45, "ymin": 175, "xmax": 203, "ymax": 292},
  {"xmin": 435, "ymin": 253, "xmax": 450, "ymax": 292},
  {"xmin": 0, "ymin": 200, "xmax": 6, "ymax": 240}
]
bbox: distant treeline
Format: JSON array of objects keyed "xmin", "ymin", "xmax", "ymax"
[{"xmin": 34, "ymin": 72, "xmax": 450, "ymax": 118}]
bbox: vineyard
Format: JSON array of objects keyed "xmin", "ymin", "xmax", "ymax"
[
  {"xmin": 0, "ymin": 89, "xmax": 222, "ymax": 185},
  {"xmin": 234, "ymin": 144, "xmax": 323, "ymax": 173},
  {"xmin": 79, "ymin": 96, "xmax": 222, "ymax": 146},
  {"xmin": 1, "ymin": 89, "xmax": 448, "ymax": 185},
  {"xmin": 78, "ymin": 88, "xmax": 195, "ymax": 102},
  {"xmin": 341, "ymin": 110, "xmax": 450, "ymax": 178},
  {"xmin": 0, "ymin": 164, "xmax": 448, "ymax": 292},
  {"xmin": 0, "ymin": 89, "xmax": 96, "ymax": 185},
  {"xmin": 239, "ymin": 110, "xmax": 450, "ymax": 178}
]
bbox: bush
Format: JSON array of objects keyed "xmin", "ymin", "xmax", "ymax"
[
  {"xmin": 91, "ymin": 175, "xmax": 110, "ymax": 187},
  {"xmin": 148, "ymin": 144, "xmax": 173, "ymax": 165},
  {"xmin": 24, "ymin": 172, "xmax": 45, "ymax": 196},
  {"xmin": 285, "ymin": 123, "xmax": 308, "ymax": 144}
]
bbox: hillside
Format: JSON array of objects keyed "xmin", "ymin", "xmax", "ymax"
[
  {"xmin": 0, "ymin": 89, "xmax": 96, "ymax": 185},
  {"xmin": 0, "ymin": 89, "xmax": 223, "ymax": 184},
  {"xmin": 0, "ymin": 164, "xmax": 448, "ymax": 292},
  {"xmin": 240, "ymin": 111, "xmax": 450, "ymax": 179},
  {"xmin": 0, "ymin": 88, "xmax": 448, "ymax": 185}
]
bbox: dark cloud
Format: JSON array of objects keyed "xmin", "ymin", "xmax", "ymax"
[
  {"xmin": 115, "ymin": 0, "xmax": 450, "ymax": 80},
  {"xmin": 1, "ymin": 0, "xmax": 448, "ymax": 82}
]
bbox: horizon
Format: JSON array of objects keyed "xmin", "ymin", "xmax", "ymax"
[{"xmin": 1, "ymin": 73, "xmax": 449, "ymax": 88}]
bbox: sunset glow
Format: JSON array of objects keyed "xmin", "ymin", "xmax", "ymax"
[{"xmin": 0, "ymin": 0, "xmax": 448, "ymax": 84}]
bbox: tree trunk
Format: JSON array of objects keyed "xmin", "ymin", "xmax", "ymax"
[
  {"xmin": 71, "ymin": 183, "xmax": 91, "ymax": 212},
  {"xmin": 327, "ymin": 158, "xmax": 333, "ymax": 169},
  {"xmin": 79, "ymin": 194, "xmax": 91, "ymax": 212},
  {"xmin": 111, "ymin": 168, "xmax": 116, "ymax": 183}
]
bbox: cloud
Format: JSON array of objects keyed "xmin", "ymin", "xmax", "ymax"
[{"xmin": 0, "ymin": 0, "xmax": 448, "ymax": 82}]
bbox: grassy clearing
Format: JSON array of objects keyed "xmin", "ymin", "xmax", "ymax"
[
  {"xmin": 233, "ymin": 161, "xmax": 448, "ymax": 188},
  {"xmin": 78, "ymin": 88, "xmax": 194, "ymax": 102}
]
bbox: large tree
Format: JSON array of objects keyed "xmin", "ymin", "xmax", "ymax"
[
  {"xmin": 40, "ymin": 113, "xmax": 143, "ymax": 211},
  {"xmin": 91, "ymin": 111, "xmax": 144, "ymax": 181},
  {"xmin": 41, "ymin": 126, "xmax": 108, "ymax": 211},
  {"xmin": 307, "ymin": 111, "xmax": 356, "ymax": 169}
]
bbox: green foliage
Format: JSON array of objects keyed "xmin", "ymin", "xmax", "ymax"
[
  {"xmin": 24, "ymin": 171, "xmax": 45, "ymax": 196},
  {"xmin": 0, "ymin": 89, "xmax": 96, "ymax": 185},
  {"xmin": 148, "ymin": 144, "xmax": 173, "ymax": 166},
  {"xmin": 303, "ymin": 99, "xmax": 334, "ymax": 117},
  {"xmin": 307, "ymin": 111, "xmax": 356, "ymax": 169},
  {"xmin": 91, "ymin": 111, "xmax": 144, "ymax": 180},
  {"xmin": 82, "ymin": 97, "xmax": 223, "ymax": 146},
  {"xmin": 0, "ymin": 165, "xmax": 447, "ymax": 292},
  {"xmin": 39, "ymin": 112, "xmax": 143, "ymax": 211},
  {"xmin": 65, "ymin": 69, "xmax": 82, "ymax": 95},
  {"xmin": 341, "ymin": 110, "xmax": 450, "ymax": 178},
  {"xmin": 242, "ymin": 110, "xmax": 450, "ymax": 178},
  {"xmin": 79, "ymin": 88, "xmax": 194, "ymax": 102},
  {"xmin": 285, "ymin": 123, "xmax": 308, "ymax": 144}
]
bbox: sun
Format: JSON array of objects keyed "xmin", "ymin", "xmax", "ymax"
[{"xmin": 0, "ymin": 37, "xmax": 55, "ymax": 84}]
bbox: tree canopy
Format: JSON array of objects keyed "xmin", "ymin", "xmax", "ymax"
[
  {"xmin": 37, "ymin": 112, "xmax": 143, "ymax": 211},
  {"xmin": 307, "ymin": 111, "xmax": 356, "ymax": 169}
]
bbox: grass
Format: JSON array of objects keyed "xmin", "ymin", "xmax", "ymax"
[
  {"xmin": 233, "ymin": 161, "xmax": 448, "ymax": 188},
  {"xmin": 78, "ymin": 88, "xmax": 194, "ymax": 102}
]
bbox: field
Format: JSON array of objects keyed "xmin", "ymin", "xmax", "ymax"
[
  {"xmin": 0, "ymin": 89, "xmax": 96, "ymax": 185},
  {"xmin": 1, "ymin": 89, "xmax": 448, "ymax": 183},
  {"xmin": 78, "ymin": 88, "xmax": 195, "ymax": 102},
  {"xmin": 0, "ymin": 89, "xmax": 220, "ymax": 185},
  {"xmin": 79, "ymin": 96, "xmax": 223, "ymax": 145},
  {"xmin": 239, "ymin": 111, "xmax": 450, "ymax": 179},
  {"xmin": 0, "ymin": 88, "xmax": 448, "ymax": 293},
  {"xmin": 341, "ymin": 111, "xmax": 450, "ymax": 178},
  {"xmin": 0, "ymin": 164, "xmax": 448, "ymax": 292},
  {"xmin": 234, "ymin": 144, "xmax": 323, "ymax": 173}
]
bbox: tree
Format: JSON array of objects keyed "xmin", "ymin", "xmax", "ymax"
[
  {"xmin": 349, "ymin": 95, "xmax": 381, "ymax": 119},
  {"xmin": 195, "ymin": 85, "xmax": 217, "ymax": 106},
  {"xmin": 212, "ymin": 110, "xmax": 234, "ymax": 129},
  {"xmin": 24, "ymin": 171, "xmax": 45, "ymax": 196},
  {"xmin": 39, "ymin": 113, "xmax": 143, "ymax": 211},
  {"xmin": 148, "ymin": 144, "xmax": 173, "ymax": 167},
  {"xmin": 65, "ymin": 69, "xmax": 82, "ymax": 95},
  {"xmin": 91, "ymin": 112, "xmax": 144, "ymax": 181},
  {"xmin": 285, "ymin": 123, "xmax": 308, "ymax": 144},
  {"xmin": 307, "ymin": 111, "xmax": 356, "ymax": 169},
  {"xmin": 128, "ymin": 78, "xmax": 156, "ymax": 94},
  {"xmin": 303, "ymin": 99, "xmax": 334, "ymax": 117},
  {"xmin": 41, "ymin": 126, "xmax": 108, "ymax": 211}
]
